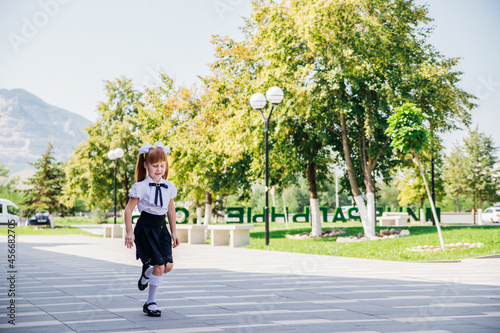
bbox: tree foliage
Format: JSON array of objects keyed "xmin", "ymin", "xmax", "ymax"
[
  {"xmin": 59, "ymin": 0, "xmax": 476, "ymax": 231},
  {"xmin": 61, "ymin": 77, "xmax": 142, "ymax": 210},
  {"xmin": 22, "ymin": 143, "xmax": 65, "ymax": 216},
  {"xmin": 0, "ymin": 162, "xmax": 24, "ymax": 206},
  {"xmin": 136, "ymin": 74, "xmax": 255, "ymax": 211},
  {"xmin": 443, "ymin": 127, "xmax": 500, "ymax": 210},
  {"xmin": 387, "ymin": 103, "xmax": 430, "ymax": 154},
  {"xmin": 209, "ymin": 0, "xmax": 473, "ymax": 237}
]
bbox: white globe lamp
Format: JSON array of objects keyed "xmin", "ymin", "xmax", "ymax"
[{"xmin": 249, "ymin": 93, "xmax": 267, "ymax": 110}]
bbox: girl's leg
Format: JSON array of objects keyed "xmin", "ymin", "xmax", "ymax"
[
  {"xmin": 163, "ymin": 262, "xmax": 174, "ymax": 276},
  {"xmin": 141, "ymin": 265, "xmax": 154, "ymax": 285},
  {"xmin": 146, "ymin": 265, "xmax": 165, "ymax": 311}
]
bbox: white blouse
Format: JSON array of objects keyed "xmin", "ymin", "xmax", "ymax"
[{"xmin": 129, "ymin": 176, "xmax": 177, "ymax": 215}]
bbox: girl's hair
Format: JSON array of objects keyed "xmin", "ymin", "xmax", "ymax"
[{"xmin": 135, "ymin": 147, "xmax": 169, "ymax": 182}]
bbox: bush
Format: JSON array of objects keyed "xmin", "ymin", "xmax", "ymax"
[{"xmin": 90, "ymin": 210, "xmax": 107, "ymax": 224}]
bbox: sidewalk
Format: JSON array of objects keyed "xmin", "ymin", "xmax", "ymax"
[{"xmin": 0, "ymin": 235, "xmax": 499, "ymax": 332}]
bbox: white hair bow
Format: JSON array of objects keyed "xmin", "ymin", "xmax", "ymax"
[
  {"xmin": 139, "ymin": 142, "xmax": 171, "ymax": 154},
  {"xmin": 155, "ymin": 142, "xmax": 171, "ymax": 154}
]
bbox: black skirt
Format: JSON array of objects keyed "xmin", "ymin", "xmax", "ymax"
[{"xmin": 134, "ymin": 211, "xmax": 173, "ymax": 266}]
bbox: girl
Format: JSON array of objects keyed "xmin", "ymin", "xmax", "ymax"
[{"xmin": 124, "ymin": 142, "xmax": 179, "ymax": 317}]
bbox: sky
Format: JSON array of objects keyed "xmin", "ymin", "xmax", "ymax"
[{"xmin": 1, "ymin": 0, "xmax": 499, "ymax": 152}]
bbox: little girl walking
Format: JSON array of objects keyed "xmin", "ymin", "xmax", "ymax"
[{"xmin": 124, "ymin": 142, "xmax": 179, "ymax": 317}]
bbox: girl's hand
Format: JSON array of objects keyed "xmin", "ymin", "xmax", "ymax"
[
  {"xmin": 171, "ymin": 232, "xmax": 180, "ymax": 248},
  {"xmin": 125, "ymin": 232, "xmax": 135, "ymax": 249}
]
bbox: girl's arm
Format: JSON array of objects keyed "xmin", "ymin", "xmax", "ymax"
[
  {"xmin": 124, "ymin": 197, "xmax": 139, "ymax": 248},
  {"xmin": 167, "ymin": 199, "xmax": 179, "ymax": 248}
]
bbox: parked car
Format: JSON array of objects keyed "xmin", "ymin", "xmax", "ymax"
[
  {"xmin": 481, "ymin": 207, "xmax": 500, "ymax": 223},
  {"xmin": 28, "ymin": 213, "xmax": 51, "ymax": 226},
  {"xmin": 0, "ymin": 199, "xmax": 20, "ymax": 226}
]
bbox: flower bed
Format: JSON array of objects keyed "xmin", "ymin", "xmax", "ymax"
[
  {"xmin": 407, "ymin": 242, "xmax": 485, "ymax": 252},
  {"xmin": 285, "ymin": 228, "xmax": 346, "ymax": 240},
  {"xmin": 336, "ymin": 228, "xmax": 410, "ymax": 243}
]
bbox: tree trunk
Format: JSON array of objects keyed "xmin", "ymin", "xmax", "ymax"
[
  {"xmin": 420, "ymin": 197, "xmax": 425, "ymax": 223},
  {"xmin": 478, "ymin": 195, "xmax": 483, "ymax": 225},
  {"xmin": 340, "ymin": 111, "xmax": 371, "ymax": 236},
  {"xmin": 472, "ymin": 201, "xmax": 477, "ymax": 224},
  {"xmin": 414, "ymin": 150, "xmax": 444, "ymax": 248},
  {"xmin": 196, "ymin": 201, "xmax": 203, "ymax": 225},
  {"xmin": 204, "ymin": 191, "xmax": 212, "ymax": 237},
  {"xmin": 48, "ymin": 208, "xmax": 54, "ymax": 229},
  {"xmin": 306, "ymin": 162, "xmax": 322, "ymax": 237},
  {"xmin": 420, "ymin": 208, "xmax": 425, "ymax": 224},
  {"xmin": 455, "ymin": 198, "xmax": 460, "ymax": 212},
  {"xmin": 363, "ymin": 171, "xmax": 376, "ymax": 238}
]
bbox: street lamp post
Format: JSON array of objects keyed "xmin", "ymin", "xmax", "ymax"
[
  {"xmin": 107, "ymin": 148, "xmax": 124, "ymax": 224},
  {"xmin": 249, "ymin": 87, "xmax": 284, "ymax": 246}
]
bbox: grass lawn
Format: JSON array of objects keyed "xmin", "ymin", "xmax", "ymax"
[
  {"xmin": 0, "ymin": 225, "xmax": 96, "ymax": 236},
  {"xmin": 53, "ymin": 216, "xmax": 118, "ymax": 226},
  {"xmin": 247, "ymin": 222, "xmax": 500, "ymax": 261},
  {"xmin": 0, "ymin": 216, "xmax": 121, "ymax": 236}
]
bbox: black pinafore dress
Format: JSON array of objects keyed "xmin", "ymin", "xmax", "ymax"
[{"xmin": 134, "ymin": 211, "xmax": 173, "ymax": 266}]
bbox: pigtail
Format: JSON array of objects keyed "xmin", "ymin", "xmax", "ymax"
[
  {"xmin": 162, "ymin": 160, "xmax": 169, "ymax": 180},
  {"xmin": 135, "ymin": 153, "xmax": 147, "ymax": 182}
]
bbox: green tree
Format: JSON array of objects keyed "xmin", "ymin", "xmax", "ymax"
[
  {"xmin": 22, "ymin": 143, "xmax": 65, "ymax": 226},
  {"xmin": 396, "ymin": 140, "xmax": 444, "ymax": 217},
  {"xmin": 464, "ymin": 127, "xmax": 499, "ymax": 212},
  {"xmin": 209, "ymin": 1, "xmax": 346, "ymax": 237},
  {"xmin": 443, "ymin": 127, "xmax": 499, "ymax": 218},
  {"xmin": 376, "ymin": 180, "xmax": 400, "ymax": 211},
  {"xmin": 386, "ymin": 103, "xmax": 444, "ymax": 247},
  {"xmin": 0, "ymin": 163, "xmax": 24, "ymax": 205},
  {"xmin": 0, "ymin": 162, "xmax": 8, "ymax": 178},
  {"xmin": 61, "ymin": 77, "xmax": 142, "ymax": 210},
  {"xmin": 209, "ymin": 0, "xmax": 474, "ymax": 239},
  {"xmin": 442, "ymin": 144, "xmax": 468, "ymax": 212},
  {"xmin": 136, "ymin": 74, "xmax": 255, "ymax": 226}
]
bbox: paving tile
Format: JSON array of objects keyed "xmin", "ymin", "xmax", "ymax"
[
  {"xmin": 0, "ymin": 321, "xmax": 75, "ymax": 333},
  {"xmin": 1, "ymin": 235, "xmax": 499, "ymax": 333},
  {"xmin": 138, "ymin": 318, "xmax": 224, "ymax": 331},
  {"xmin": 66, "ymin": 318, "xmax": 142, "ymax": 332}
]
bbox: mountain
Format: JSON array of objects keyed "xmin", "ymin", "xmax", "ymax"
[{"xmin": 0, "ymin": 89, "xmax": 91, "ymax": 174}]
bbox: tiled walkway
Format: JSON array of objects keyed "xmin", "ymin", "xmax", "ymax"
[{"xmin": 0, "ymin": 235, "xmax": 499, "ymax": 332}]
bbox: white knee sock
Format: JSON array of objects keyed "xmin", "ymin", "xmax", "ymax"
[
  {"xmin": 141, "ymin": 266, "xmax": 154, "ymax": 285},
  {"xmin": 146, "ymin": 274, "xmax": 162, "ymax": 311}
]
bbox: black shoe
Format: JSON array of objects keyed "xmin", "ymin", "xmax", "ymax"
[
  {"xmin": 143, "ymin": 302, "xmax": 161, "ymax": 317},
  {"xmin": 138, "ymin": 264, "xmax": 150, "ymax": 291}
]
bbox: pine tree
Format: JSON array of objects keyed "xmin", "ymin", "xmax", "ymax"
[
  {"xmin": 443, "ymin": 126, "xmax": 500, "ymax": 221},
  {"xmin": 23, "ymin": 143, "xmax": 65, "ymax": 226},
  {"xmin": 462, "ymin": 127, "xmax": 499, "ymax": 212}
]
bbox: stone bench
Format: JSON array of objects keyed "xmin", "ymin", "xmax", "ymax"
[
  {"xmin": 175, "ymin": 224, "xmax": 207, "ymax": 245},
  {"xmin": 103, "ymin": 214, "xmax": 140, "ymax": 238},
  {"xmin": 377, "ymin": 212, "xmax": 409, "ymax": 226},
  {"xmin": 207, "ymin": 224, "xmax": 254, "ymax": 247},
  {"xmin": 103, "ymin": 224, "xmax": 126, "ymax": 238}
]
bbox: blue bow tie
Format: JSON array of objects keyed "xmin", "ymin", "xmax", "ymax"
[{"xmin": 149, "ymin": 182, "xmax": 168, "ymax": 207}]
